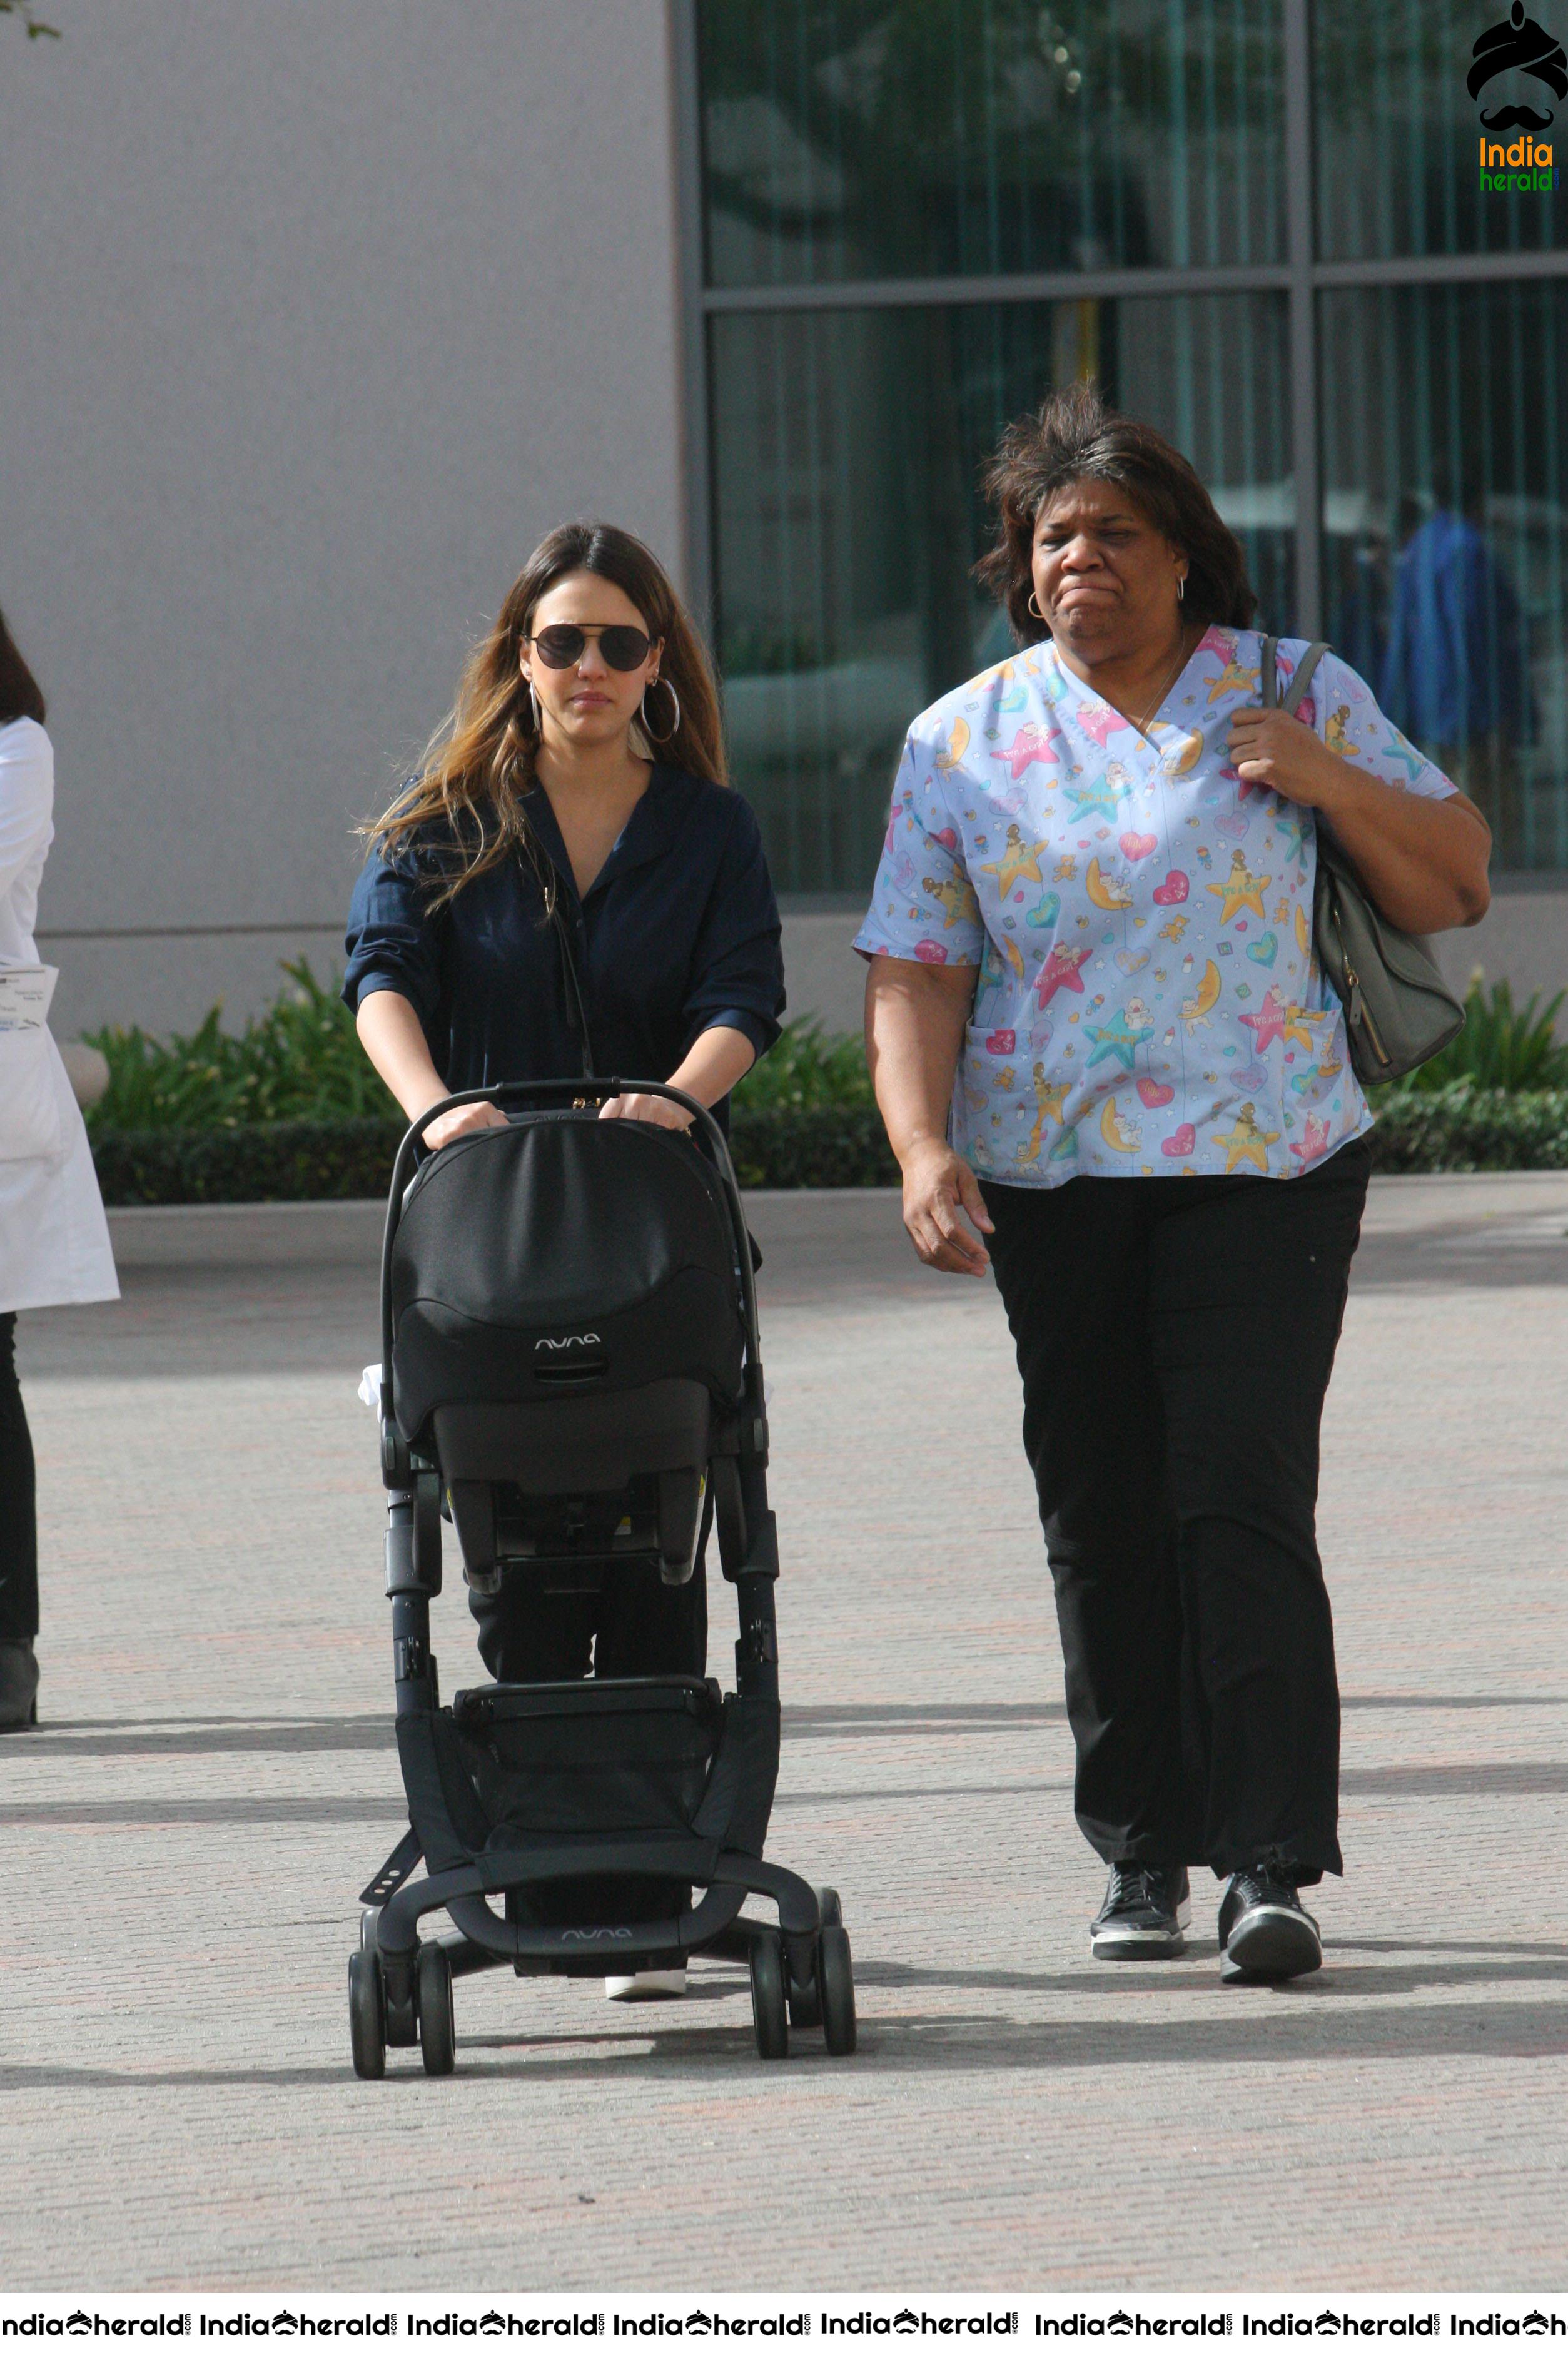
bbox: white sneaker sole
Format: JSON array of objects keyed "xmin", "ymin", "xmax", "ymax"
[
  {"xmin": 604, "ymin": 1968, "xmax": 688, "ymax": 2001},
  {"xmin": 1091, "ymin": 1895, "xmax": 1191, "ymax": 1959}
]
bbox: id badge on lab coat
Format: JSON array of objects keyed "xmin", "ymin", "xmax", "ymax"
[{"xmin": 0, "ymin": 964, "xmax": 66, "ymax": 1163}]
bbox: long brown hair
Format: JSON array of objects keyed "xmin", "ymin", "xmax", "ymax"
[
  {"xmin": 365, "ymin": 522, "xmax": 726, "ymax": 908},
  {"xmin": 974, "ymin": 380, "xmax": 1257, "ymax": 640},
  {"xmin": 0, "ymin": 605, "xmax": 46, "ymax": 728}
]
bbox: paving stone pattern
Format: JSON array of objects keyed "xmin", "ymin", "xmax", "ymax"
[{"xmin": 4, "ymin": 1176, "xmax": 1567, "ymax": 2291}]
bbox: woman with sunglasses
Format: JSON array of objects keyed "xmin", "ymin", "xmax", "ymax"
[{"xmin": 345, "ymin": 522, "xmax": 784, "ymax": 1993}]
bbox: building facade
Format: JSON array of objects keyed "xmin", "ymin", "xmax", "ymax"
[{"xmin": 2, "ymin": 1, "xmax": 1564, "ymax": 1041}]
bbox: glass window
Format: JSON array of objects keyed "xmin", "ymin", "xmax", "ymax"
[
  {"xmin": 699, "ymin": 0, "xmax": 1287, "ymax": 289},
  {"xmin": 1318, "ymin": 278, "xmax": 1568, "ymax": 868},
  {"xmin": 711, "ymin": 294, "xmax": 1293, "ymax": 894},
  {"xmin": 1315, "ymin": 0, "xmax": 1567, "ymax": 262}
]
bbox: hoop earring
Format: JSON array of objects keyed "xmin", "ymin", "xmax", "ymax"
[
  {"xmin": 1027, "ymin": 591, "xmax": 1044, "ymax": 620},
  {"xmin": 1176, "ymin": 574, "xmax": 1186, "ymax": 603},
  {"xmin": 527, "ymin": 679, "xmax": 541, "ymax": 729},
  {"xmin": 640, "ymin": 676, "xmax": 680, "ymax": 744}
]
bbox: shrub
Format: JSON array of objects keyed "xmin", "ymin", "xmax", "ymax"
[
  {"xmin": 1389, "ymin": 972, "xmax": 1568, "ymax": 1095},
  {"xmin": 727, "ymin": 1103, "xmax": 898, "ymax": 1189},
  {"xmin": 84, "ymin": 960, "xmax": 396, "ymax": 1132},
  {"xmin": 80, "ymin": 968, "xmax": 1568, "ymax": 1200},
  {"xmin": 731, "ymin": 1020, "xmax": 874, "ymax": 1113},
  {"xmin": 1362, "ymin": 1083, "xmax": 1568, "ymax": 1174},
  {"xmin": 91, "ymin": 1118, "xmax": 407, "ymax": 1207},
  {"xmin": 88, "ymin": 1087, "xmax": 1568, "ymax": 1205}
]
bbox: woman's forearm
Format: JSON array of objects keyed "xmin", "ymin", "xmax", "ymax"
[
  {"xmin": 355, "ymin": 989, "xmax": 450, "ymax": 1121},
  {"xmin": 1315, "ymin": 765, "xmax": 1492, "ymax": 935},
  {"xmin": 667, "ymin": 1023, "xmax": 757, "ymax": 1108},
  {"xmin": 864, "ymin": 956, "xmax": 976, "ymax": 1162},
  {"xmin": 865, "ymin": 954, "xmax": 991, "ymax": 1276}
]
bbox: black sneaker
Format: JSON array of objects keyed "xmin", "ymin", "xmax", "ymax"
[
  {"xmin": 1090, "ymin": 1863, "xmax": 1191, "ymax": 1959},
  {"xmin": 1218, "ymin": 1866, "xmax": 1322, "ymax": 1981}
]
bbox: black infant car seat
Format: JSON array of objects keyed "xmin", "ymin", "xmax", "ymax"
[{"xmin": 348, "ymin": 1080, "xmax": 856, "ymax": 2075}]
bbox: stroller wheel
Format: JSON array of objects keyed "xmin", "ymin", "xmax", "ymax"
[
  {"xmin": 359, "ymin": 1908, "xmax": 382, "ymax": 1959},
  {"xmin": 787, "ymin": 1967, "xmax": 822, "ymax": 2032},
  {"xmin": 788, "ymin": 1888, "xmax": 843, "ymax": 2028},
  {"xmin": 749, "ymin": 1931, "xmax": 789, "ymax": 2061},
  {"xmin": 348, "ymin": 1951, "xmax": 386, "ymax": 2080},
  {"xmin": 417, "ymin": 1941, "xmax": 456, "ymax": 2076},
  {"xmin": 817, "ymin": 1924, "xmax": 857, "ymax": 2057}
]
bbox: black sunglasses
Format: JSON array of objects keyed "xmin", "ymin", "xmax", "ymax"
[{"xmin": 525, "ymin": 622, "xmax": 654, "ymax": 672}]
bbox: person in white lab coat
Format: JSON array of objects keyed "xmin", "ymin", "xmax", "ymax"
[{"xmin": 0, "ymin": 607, "xmax": 118, "ymax": 1729}]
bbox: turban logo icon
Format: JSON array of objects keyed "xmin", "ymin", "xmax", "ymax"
[{"xmin": 1468, "ymin": 2, "xmax": 1568, "ymax": 132}]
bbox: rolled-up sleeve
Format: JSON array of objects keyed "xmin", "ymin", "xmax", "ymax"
[
  {"xmin": 682, "ymin": 793, "xmax": 786, "ymax": 1061},
  {"xmin": 343, "ymin": 844, "xmax": 444, "ymax": 1031},
  {"xmin": 854, "ymin": 734, "xmax": 983, "ymax": 966}
]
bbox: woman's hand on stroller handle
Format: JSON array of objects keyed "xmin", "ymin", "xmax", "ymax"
[
  {"xmin": 422, "ymin": 1099, "xmax": 511, "ymax": 1151},
  {"xmin": 598, "ymin": 1091, "xmax": 694, "ymax": 1131}
]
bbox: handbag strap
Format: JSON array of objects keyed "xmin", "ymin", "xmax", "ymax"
[
  {"xmin": 550, "ymin": 901, "xmax": 598, "ymax": 1081},
  {"xmin": 516, "ymin": 842, "xmax": 598, "ymax": 1081},
  {"xmin": 1258, "ymin": 634, "xmax": 1330, "ymax": 719}
]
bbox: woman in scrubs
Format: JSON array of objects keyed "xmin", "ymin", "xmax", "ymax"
[{"xmin": 861, "ymin": 386, "xmax": 1490, "ymax": 1982}]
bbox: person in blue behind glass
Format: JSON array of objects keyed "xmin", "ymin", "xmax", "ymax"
[
  {"xmin": 861, "ymin": 385, "xmax": 1492, "ymax": 1984},
  {"xmin": 344, "ymin": 523, "xmax": 784, "ymax": 1994},
  {"xmin": 1380, "ymin": 466, "xmax": 1534, "ymax": 863}
]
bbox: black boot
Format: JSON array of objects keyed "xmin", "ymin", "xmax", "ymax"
[{"xmin": 0, "ymin": 1637, "xmax": 39, "ymax": 1731}]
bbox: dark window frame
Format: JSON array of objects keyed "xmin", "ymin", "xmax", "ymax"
[{"xmin": 677, "ymin": 0, "xmax": 1568, "ymax": 883}]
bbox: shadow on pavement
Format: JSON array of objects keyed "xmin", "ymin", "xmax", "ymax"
[
  {"xmin": 0, "ymin": 1797, "xmax": 407, "ymax": 1826},
  {"xmin": 785, "ymin": 1701, "xmax": 1066, "ymax": 1737},
  {"xmin": 1340, "ymin": 1693, "xmax": 1565, "ymax": 1711},
  {"xmin": 858, "ymin": 1950, "xmax": 1568, "ymax": 1996},
  {"xmin": 1352, "ymin": 1228, "xmax": 1568, "ymax": 1293},
  {"xmin": 1342, "ymin": 1763, "xmax": 1568, "ymax": 1796},
  {"xmin": 5, "ymin": 1987, "xmax": 1565, "ymax": 2093},
  {"xmin": 21, "ymin": 1716, "xmax": 393, "ymax": 1758}
]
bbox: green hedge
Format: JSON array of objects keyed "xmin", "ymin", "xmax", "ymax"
[
  {"xmin": 1362, "ymin": 1083, "xmax": 1568, "ymax": 1173},
  {"xmin": 726, "ymin": 1104, "xmax": 899, "ymax": 1190},
  {"xmin": 91, "ymin": 1118, "xmax": 407, "ymax": 1207},
  {"xmin": 88, "ymin": 1086, "xmax": 1568, "ymax": 1207},
  {"xmin": 88, "ymin": 1106, "xmax": 902, "ymax": 1206}
]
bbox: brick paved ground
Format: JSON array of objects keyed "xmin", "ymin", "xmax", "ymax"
[{"xmin": 4, "ymin": 1175, "xmax": 1566, "ymax": 2291}]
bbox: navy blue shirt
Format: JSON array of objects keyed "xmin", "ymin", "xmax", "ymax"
[{"xmin": 343, "ymin": 766, "xmax": 785, "ymax": 1110}]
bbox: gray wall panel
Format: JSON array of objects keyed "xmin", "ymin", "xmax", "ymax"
[{"xmin": 0, "ymin": 0, "xmax": 682, "ymax": 1027}]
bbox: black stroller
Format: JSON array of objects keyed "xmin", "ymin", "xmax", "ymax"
[{"xmin": 348, "ymin": 1078, "xmax": 856, "ymax": 2073}]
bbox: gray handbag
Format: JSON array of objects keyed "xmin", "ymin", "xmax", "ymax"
[{"xmin": 1258, "ymin": 637, "xmax": 1465, "ymax": 1086}]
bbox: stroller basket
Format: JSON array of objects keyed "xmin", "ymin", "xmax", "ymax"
[
  {"xmin": 349, "ymin": 1076, "xmax": 856, "ymax": 2076},
  {"xmin": 452, "ymin": 1675, "xmax": 725, "ymax": 1838}
]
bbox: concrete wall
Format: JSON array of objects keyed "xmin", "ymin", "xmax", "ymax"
[{"xmin": 0, "ymin": 0, "xmax": 685, "ymax": 1037}]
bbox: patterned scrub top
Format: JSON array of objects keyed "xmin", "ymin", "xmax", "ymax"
[{"xmin": 854, "ymin": 625, "xmax": 1457, "ymax": 1188}]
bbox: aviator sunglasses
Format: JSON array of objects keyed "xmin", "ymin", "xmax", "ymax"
[{"xmin": 525, "ymin": 622, "xmax": 654, "ymax": 672}]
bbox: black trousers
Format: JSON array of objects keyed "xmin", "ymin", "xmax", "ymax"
[
  {"xmin": 467, "ymin": 1540, "xmax": 709, "ymax": 1928},
  {"xmin": 0, "ymin": 1314, "xmax": 38, "ymax": 1643},
  {"xmin": 467, "ymin": 1551, "xmax": 707, "ymax": 1686},
  {"xmin": 981, "ymin": 1136, "xmax": 1371, "ymax": 1886}
]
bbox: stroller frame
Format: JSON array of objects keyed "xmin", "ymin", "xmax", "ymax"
[{"xmin": 348, "ymin": 1078, "xmax": 855, "ymax": 2073}]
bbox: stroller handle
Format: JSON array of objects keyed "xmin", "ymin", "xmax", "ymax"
[{"xmin": 377, "ymin": 1078, "xmax": 764, "ymax": 1426}]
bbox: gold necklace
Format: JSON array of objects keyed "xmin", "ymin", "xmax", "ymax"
[{"xmin": 1125, "ymin": 630, "xmax": 1195, "ymax": 739}]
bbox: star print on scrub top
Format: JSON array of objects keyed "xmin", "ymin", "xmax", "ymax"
[{"xmin": 855, "ymin": 628, "xmax": 1459, "ymax": 1190}]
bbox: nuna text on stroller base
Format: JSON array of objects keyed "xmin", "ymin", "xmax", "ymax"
[{"xmin": 348, "ymin": 1078, "xmax": 856, "ymax": 2073}]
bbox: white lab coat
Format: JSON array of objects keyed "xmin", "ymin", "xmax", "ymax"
[{"xmin": 0, "ymin": 717, "xmax": 118, "ymax": 1314}]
